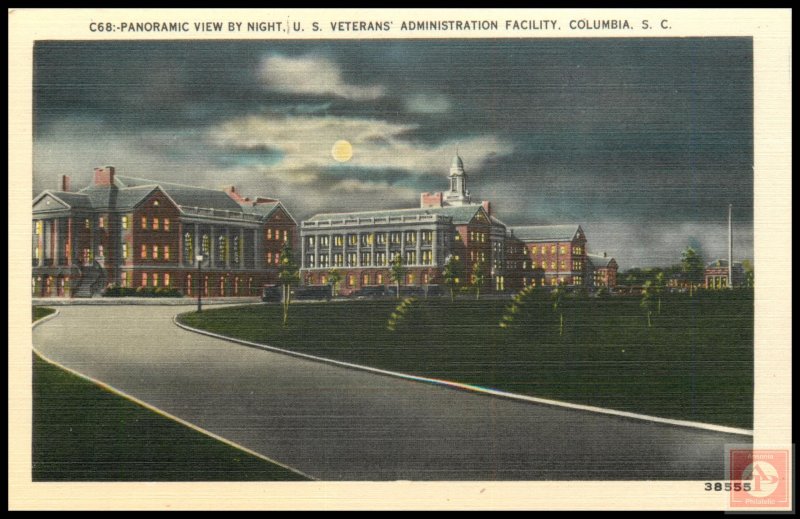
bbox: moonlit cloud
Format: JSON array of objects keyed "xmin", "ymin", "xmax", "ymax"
[
  {"xmin": 207, "ymin": 114, "xmax": 513, "ymax": 176},
  {"xmin": 404, "ymin": 93, "xmax": 452, "ymax": 114},
  {"xmin": 260, "ymin": 54, "xmax": 386, "ymax": 101}
]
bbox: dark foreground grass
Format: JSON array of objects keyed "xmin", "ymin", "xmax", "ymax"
[
  {"xmin": 32, "ymin": 306, "xmax": 55, "ymax": 322},
  {"xmin": 32, "ymin": 353, "xmax": 309, "ymax": 481},
  {"xmin": 180, "ymin": 290, "xmax": 753, "ymax": 429}
]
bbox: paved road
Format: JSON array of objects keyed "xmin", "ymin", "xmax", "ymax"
[{"xmin": 33, "ymin": 305, "xmax": 749, "ymax": 481}]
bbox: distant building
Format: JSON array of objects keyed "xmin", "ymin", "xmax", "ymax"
[
  {"xmin": 509, "ymin": 225, "xmax": 589, "ymax": 287},
  {"xmin": 587, "ymin": 252, "xmax": 618, "ymax": 289},
  {"xmin": 299, "ymin": 154, "xmax": 614, "ymax": 295},
  {"xmin": 32, "ymin": 167, "xmax": 296, "ymax": 298},
  {"xmin": 704, "ymin": 259, "xmax": 745, "ymax": 289}
]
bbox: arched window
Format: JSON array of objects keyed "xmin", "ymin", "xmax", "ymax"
[{"xmin": 184, "ymin": 233, "xmax": 193, "ymax": 263}]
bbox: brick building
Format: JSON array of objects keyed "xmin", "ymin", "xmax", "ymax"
[
  {"xmin": 586, "ymin": 252, "xmax": 619, "ymax": 289},
  {"xmin": 299, "ymin": 154, "xmax": 614, "ymax": 295},
  {"xmin": 509, "ymin": 225, "xmax": 590, "ymax": 288},
  {"xmin": 299, "ymin": 154, "xmax": 508, "ymax": 295},
  {"xmin": 32, "ymin": 166, "xmax": 296, "ymax": 298},
  {"xmin": 704, "ymin": 259, "xmax": 744, "ymax": 289}
]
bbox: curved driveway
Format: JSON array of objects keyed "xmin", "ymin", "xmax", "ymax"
[{"xmin": 33, "ymin": 305, "xmax": 749, "ymax": 481}]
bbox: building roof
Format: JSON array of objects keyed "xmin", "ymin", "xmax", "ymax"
[
  {"xmin": 510, "ymin": 224, "xmax": 582, "ymax": 242},
  {"xmin": 306, "ymin": 204, "xmax": 488, "ymax": 226},
  {"xmin": 43, "ymin": 191, "xmax": 94, "ymax": 209},
  {"xmin": 586, "ymin": 253, "xmax": 616, "ymax": 268},
  {"xmin": 706, "ymin": 259, "xmax": 744, "ymax": 269},
  {"xmin": 34, "ymin": 173, "xmax": 292, "ymax": 223},
  {"xmin": 113, "ymin": 175, "xmax": 243, "ymax": 212}
]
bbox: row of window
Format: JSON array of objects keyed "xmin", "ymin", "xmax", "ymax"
[
  {"xmin": 314, "ymin": 271, "xmax": 433, "ymax": 287},
  {"xmin": 266, "ymin": 228, "xmax": 290, "ymax": 241},
  {"xmin": 182, "ymin": 234, "xmax": 244, "ymax": 264},
  {"xmin": 529, "ymin": 244, "xmax": 583, "ymax": 256},
  {"xmin": 136, "ymin": 216, "xmax": 171, "ymax": 231},
  {"xmin": 305, "ymin": 249, "xmax": 435, "ymax": 268},
  {"xmin": 469, "ymin": 231, "xmax": 488, "ymax": 243},
  {"xmin": 306, "ymin": 231, "xmax": 434, "ymax": 249}
]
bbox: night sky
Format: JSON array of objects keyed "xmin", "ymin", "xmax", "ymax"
[{"xmin": 33, "ymin": 39, "xmax": 753, "ymax": 268}]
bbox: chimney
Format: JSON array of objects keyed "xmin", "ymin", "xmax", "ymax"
[
  {"xmin": 420, "ymin": 192, "xmax": 443, "ymax": 208},
  {"xmin": 61, "ymin": 175, "xmax": 71, "ymax": 192},
  {"xmin": 93, "ymin": 166, "xmax": 115, "ymax": 186},
  {"xmin": 224, "ymin": 185, "xmax": 246, "ymax": 203},
  {"xmin": 728, "ymin": 204, "xmax": 733, "ymax": 288},
  {"xmin": 481, "ymin": 200, "xmax": 491, "ymax": 217}
]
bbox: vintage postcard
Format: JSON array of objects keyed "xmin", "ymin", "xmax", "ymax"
[{"xmin": 9, "ymin": 8, "xmax": 792, "ymax": 511}]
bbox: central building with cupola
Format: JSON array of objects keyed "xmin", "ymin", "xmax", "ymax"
[{"xmin": 300, "ymin": 153, "xmax": 505, "ymax": 294}]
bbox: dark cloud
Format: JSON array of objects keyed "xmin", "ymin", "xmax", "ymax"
[{"xmin": 33, "ymin": 38, "xmax": 753, "ymax": 267}]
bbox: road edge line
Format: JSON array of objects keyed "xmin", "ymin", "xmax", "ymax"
[
  {"xmin": 174, "ymin": 315, "xmax": 753, "ymax": 438},
  {"xmin": 30, "ymin": 343, "xmax": 316, "ymax": 481}
]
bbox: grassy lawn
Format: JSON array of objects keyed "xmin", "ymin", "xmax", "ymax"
[
  {"xmin": 32, "ymin": 353, "xmax": 309, "ymax": 481},
  {"xmin": 179, "ymin": 290, "xmax": 753, "ymax": 429},
  {"xmin": 32, "ymin": 306, "xmax": 55, "ymax": 322}
]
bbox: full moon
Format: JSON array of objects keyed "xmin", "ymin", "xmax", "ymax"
[{"xmin": 331, "ymin": 140, "xmax": 353, "ymax": 162}]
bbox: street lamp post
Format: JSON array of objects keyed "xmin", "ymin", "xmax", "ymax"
[{"xmin": 196, "ymin": 254, "xmax": 205, "ymax": 312}]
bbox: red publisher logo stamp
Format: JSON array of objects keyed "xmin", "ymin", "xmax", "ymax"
[{"xmin": 729, "ymin": 449, "xmax": 790, "ymax": 508}]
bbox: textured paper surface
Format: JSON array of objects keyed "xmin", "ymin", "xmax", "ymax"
[{"xmin": 9, "ymin": 8, "xmax": 792, "ymax": 510}]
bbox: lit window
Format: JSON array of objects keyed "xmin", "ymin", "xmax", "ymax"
[
  {"xmin": 334, "ymin": 235, "xmax": 343, "ymax": 247},
  {"xmin": 541, "ymin": 261, "xmax": 547, "ymax": 269},
  {"xmin": 334, "ymin": 253, "xmax": 343, "ymax": 267},
  {"xmin": 423, "ymin": 273, "xmax": 429, "ymax": 284},
  {"xmin": 164, "ymin": 245, "xmax": 170, "ymax": 260},
  {"xmin": 560, "ymin": 246, "xmax": 566, "ymax": 255},
  {"xmin": 306, "ymin": 255, "xmax": 315, "ymax": 267},
  {"xmin": 307, "ymin": 236, "xmax": 315, "ymax": 248},
  {"xmin": 362, "ymin": 273, "xmax": 370, "ymax": 285},
  {"xmin": 319, "ymin": 253, "xmax": 328, "ymax": 268},
  {"xmin": 551, "ymin": 262, "xmax": 556, "ymax": 270},
  {"xmin": 376, "ymin": 273, "xmax": 383, "ymax": 284},
  {"xmin": 141, "ymin": 272, "xmax": 148, "ymax": 287},
  {"xmin": 531, "ymin": 246, "xmax": 537, "ymax": 254},
  {"xmin": 347, "ymin": 252, "xmax": 357, "ymax": 266},
  {"xmin": 361, "ymin": 252, "xmax": 371, "ymax": 266},
  {"xmin": 152, "ymin": 245, "xmax": 159, "ymax": 259},
  {"xmin": 454, "ymin": 277, "xmax": 460, "ymax": 285},
  {"xmin": 153, "ymin": 273, "xmax": 159, "ymax": 287},
  {"xmin": 406, "ymin": 273, "xmax": 415, "ymax": 284},
  {"xmin": 405, "ymin": 250, "xmax": 416, "ymax": 264},
  {"xmin": 283, "ymin": 230, "xmax": 288, "ymax": 242},
  {"xmin": 141, "ymin": 217, "xmax": 147, "ymax": 229},
  {"xmin": 164, "ymin": 273, "xmax": 170, "ymax": 287},
  {"xmin": 274, "ymin": 255, "xmax": 279, "ymax": 265},
  {"xmin": 454, "ymin": 233, "xmax": 462, "ymax": 241},
  {"xmin": 202, "ymin": 235, "xmax": 210, "ymax": 255},
  {"xmin": 422, "ymin": 250, "xmax": 432, "ymax": 265},
  {"xmin": 561, "ymin": 261, "xmax": 566, "ymax": 269},
  {"xmin": 98, "ymin": 245, "xmax": 104, "ymax": 257},
  {"xmin": 267, "ymin": 252, "xmax": 272, "ymax": 264},
  {"xmin": 184, "ymin": 233, "xmax": 193, "ymax": 260},
  {"xmin": 376, "ymin": 252, "xmax": 386, "ymax": 266},
  {"xmin": 85, "ymin": 219, "xmax": 91, "ymax": 230},
  {"xmin": 481, "ymin": 233, "xmax": 486, "ymax": 243},
  {"xmin": 164, "ymin": 219, "xmax": 170, "ymax": 231},
  {"xmin": 153, "ymin": 218, "xmax": 159, "ymax": 230},
  {"xmin": 551, "ymin": 245, "xmax": 556, "ymax": 254},
  {"xmin": 122, "ymin": 243, "xmax": 128, "ymax": 259},
  {"xmin": 348, "ymin": 275, "xmax": 355, "ymax": 287},
  {"xmin": 99, "ymin": 217, "xmax": 105, "ymax": 229},
  {"xmin": 141, "ymin": 244, "xmax": 147, "ymax": 259},
  {"xmin": 122, "ymin": 216, "xmax": 129, "ymax": 229},
  {"xmin": 320, "ymin": 235, "xmax": 329, "ymax": 247},
  {"xmin": 376, "ymin": 233, "xmax": 386, "ymax": 245},
  {"xmin": 267, "ymin": 228, "xmax": 273, "ymax": 240},
  {"xmin": 390, "ymin": 232, "xmax": 402, "ymax": 244},
  {"xmin": 347, "ymin": 234, "xmax": 358, "ymax": 246},
  {"xmin": 153, "ymin": 200, "xmax": 159, "ymax": 207}
]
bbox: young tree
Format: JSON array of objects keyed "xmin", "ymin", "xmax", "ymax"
[
  {"xmin": 640, "ymin": 280, "xmax": 654, "ymax": 327},
  {"xmin": 681, "ymin": 247, "xmax": 705, "ymax": 296},
  {"xmin": 654, "ymin": 271, "xmax": 665, "ymax": 315},
  {"xmin": 278, "ymin": 242, "xmax": 299, "ymax": 326},
  {"xmin": 551, "ymin": 281, "xmax": 565, "ymax": 337},
  {"xmin": 471, "ymin": 259, "xmax": 486, "ymax": 300},
  {"xmin": 442, "ymin": 255, "xmax": 459, "ymax": 302},
  {"xmin": 389, "ymin": 253, "xmax": 405, "ymax": 300},
  {"xmin": 327, "ymin": 268, "xmax": 342, "ymax": 297}
]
